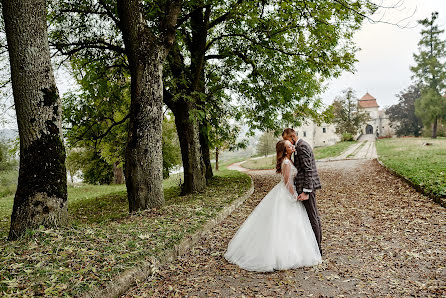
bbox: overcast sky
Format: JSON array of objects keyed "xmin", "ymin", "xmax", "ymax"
[{"xmin": 321, "ymin": 0, "xmax": 446, "ymax": 109}]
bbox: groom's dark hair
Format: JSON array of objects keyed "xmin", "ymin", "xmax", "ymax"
[{"xmin": 282, "ymin": 128, "xmax": 296, "ymax": 137}]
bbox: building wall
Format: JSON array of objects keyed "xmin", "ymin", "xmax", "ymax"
[
  {"xmin": 359, "ymin": 107, "xmax": 394, "ymax": 137},
  {"xmin": 295, "ymin": 121, "xmax": 340, "ymax": 148}
]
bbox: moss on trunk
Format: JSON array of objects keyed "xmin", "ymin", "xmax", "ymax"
[{"xmin": 9, "ymin": 132, "xmax": 67, "ymax": 240}]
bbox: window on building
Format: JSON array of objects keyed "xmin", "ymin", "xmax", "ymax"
[
  {"xmin": 303, "ymin": 131, "xmax": 307, "ymax": 137},
  {"xmin": 322, "ymin": 128, "xmax": 326, "ymax": 133}
]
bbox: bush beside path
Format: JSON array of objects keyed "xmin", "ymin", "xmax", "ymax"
[{"xmin": 123, "ymin": 159, "xmax": 445, "ymax": 297}]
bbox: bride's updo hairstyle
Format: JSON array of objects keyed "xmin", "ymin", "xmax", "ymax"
[{"xmin": 276, "ymin": 140, "xmax": 287, "ymax": 174}]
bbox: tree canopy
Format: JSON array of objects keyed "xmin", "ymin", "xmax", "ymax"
[{"xmin": 387, "ymin": 85, "xmax": 423, "ymax": 137}]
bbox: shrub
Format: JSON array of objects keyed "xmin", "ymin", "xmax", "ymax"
[{"xmin": 341, "ymin": 132, "xmax": 354, "ymax": 141}]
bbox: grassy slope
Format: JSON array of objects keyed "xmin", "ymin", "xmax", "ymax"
[
  {"xmin": 314, "ymin": 141, "xmax": 356, "ymax": 160},
  {"xmin": 376, "ymin": 137, "xmax": 446, "ymax": 198},
  {"xmin": 0, "ymin": 164, "xmax": 251, "ymax": 296},
  {"xmin": 241, "ymin": 155, "xmax": 276, "ymax": 170}
]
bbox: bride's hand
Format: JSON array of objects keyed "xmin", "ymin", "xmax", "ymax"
[{"xmin": 297, "ymin": 193, "xmax": 309, "ymax": 201}]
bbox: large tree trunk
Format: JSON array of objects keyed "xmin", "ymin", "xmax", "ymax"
[
  {"xmin": 3, "ymin": 0, "xmax": 68, "ymax": 240},
  {"xmin": 191, "ymin": 6, "xmax": 213, "ymax": 182},
  {"xmin": 117, "ymin": 0, "xmax": 180, "ymax": 211},
  {"xmin": 199, "ymin": 124, "xmax": 213, "ymax": 179},
  {"xmin": 432, "ymin": 116, "xmax": 438, "ymax": 139},
  {"xmin": 172, "ymin": 100, "xmax": 206, "ymax": 194}
]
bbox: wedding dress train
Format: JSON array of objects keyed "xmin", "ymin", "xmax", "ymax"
[{"xmin": 224, "ymin": 159, "xmax": 321, "ymax": 272}]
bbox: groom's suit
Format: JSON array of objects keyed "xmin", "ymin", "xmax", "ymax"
[{"xmin": 293, "ymin": 138, "xmax": 322, "ymax": 254}]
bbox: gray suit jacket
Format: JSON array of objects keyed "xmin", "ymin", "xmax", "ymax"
[{"xmin": 293, "ymin": 138, "xmax": 322, "ymax": 193}]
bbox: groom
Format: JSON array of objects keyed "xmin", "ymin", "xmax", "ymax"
[{"xmin": 282, "ymin": 128, "xmax": 322, "ymax": 254}]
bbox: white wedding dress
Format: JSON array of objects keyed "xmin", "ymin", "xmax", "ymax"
[{"xmin": 224, "ymin": 158, "xmax": 321, "ymax": 272}]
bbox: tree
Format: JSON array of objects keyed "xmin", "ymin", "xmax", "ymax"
[
  {"xmin": 387, "ymin": 85, "xmax": 423, "ymax": 136},
  {"xmin": 256, "ymin": 132, "xmax": 277, "ymax": 157},
  {"xmin": 2, "ymin": 0, "xmax": 68, "ymax": 239},
  {"xmin": 117, "ymin": 0, "xmax": 181, "ymax": 210},
  {"xmin": 415, "ymin": 88, "xmax": 446, "ymax": 138},
  {"xmin": 410, "ymin": 12, "xmax": 446, "ymax": 138},
  {"xmin": 162, "ymin": 115, "xmax": 182, "ymax": 178},
  {"xmin": 48, "ymin": 0, "xmax": 376, "ymax": 197},
  {"xmin": 62, "ymin": 55, "xmax": 130, "ymax": 185},
  {"xmin": 332, "ymin": 88, "xmax": 370, "ymax": 135},
  {"xmin": 65, "ymin": 149, "xmax": 83, "ymax": 183},
  {"xmin": 164, "ymin": 0, "xmax": 376, "ymax": 192},
  {"xmin": 209, "ymin": 120, "xmax": 246, "ymax": 171}
]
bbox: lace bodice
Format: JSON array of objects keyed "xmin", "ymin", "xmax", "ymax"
[
  {"xmin": 281, "ymin": 158, "xmax": 298, "ymax": 198},
  {"xmin": 281, "ymin": 158, "xmax": 297, "ymax": 184}
]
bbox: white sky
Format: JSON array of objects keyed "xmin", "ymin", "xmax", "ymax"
[{"xmin": 321, "ymin": 0, "xmax": 446, "ymax": 108}]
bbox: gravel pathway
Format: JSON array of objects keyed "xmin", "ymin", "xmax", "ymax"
[{"xmin": 123, "ymin": 160, "xmax": 445, "ymax": 297}]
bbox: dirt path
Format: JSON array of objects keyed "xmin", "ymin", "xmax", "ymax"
[
  {"xmin": 123, "ymin": 160, "xmax": 445, "ymax": 297},
  {"xmin": 321, "ymin": 134, "xmax": 377, "ymax": 161}
]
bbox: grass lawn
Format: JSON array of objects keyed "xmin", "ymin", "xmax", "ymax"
[
  {"xmin": 314, "ymin": 141, "xmax": 356, "ymax": 160},
  {"xmin": 376, "ymin": 137, "xmax": 446, "ymax": 198},
  {"xmin": 0, "ymin": 169, "xmax": 18, "ymax": 198},
  {"xmin": 239, "ymin": 141, "xmax": 358, "ymax": 170},
  {"xmin": 241, "ymin": 155, "xmax": 276, "ymax": 170},
  {"xmin": 0, "ymin": 165, "xmax": 251, "ymax": 296}
]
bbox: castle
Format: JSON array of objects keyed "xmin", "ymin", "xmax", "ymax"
[{"xmin": 294, "ymin": 92, "xmax": 394, "ymax": 148}]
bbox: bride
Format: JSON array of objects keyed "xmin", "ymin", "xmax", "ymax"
[{"xmin": 224, "ymin": 139, "xmax": 322, "ymax": 272}]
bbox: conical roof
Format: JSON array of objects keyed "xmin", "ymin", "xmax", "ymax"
[{"xmin": 358, "ymin": 92, "xmax": 379, "ymax": 108}]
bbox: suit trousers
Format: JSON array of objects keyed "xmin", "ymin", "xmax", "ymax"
[{"xmin": 303, "ymin": 191, "xmax": 322, "ymax": 255}]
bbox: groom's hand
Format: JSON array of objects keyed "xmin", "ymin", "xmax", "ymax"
[{"xmin": 297, "ymin": 192, "xmax": 309, "ymax": 201}]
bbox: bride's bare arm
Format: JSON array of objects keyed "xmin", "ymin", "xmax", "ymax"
[{"xmin": 282, "ymin": 162, "xmax": 297, "ymax": 198}]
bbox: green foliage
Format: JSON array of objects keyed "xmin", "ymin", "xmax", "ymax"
[
  {"xmin": 421, "ymin": 119, "xmax": 446, "ymax": 137},
  {"xmin": 415, "ymin": 88, "xmax": 446, "ymax": 132},
  {"xmin": 202, "ymin": 1, "xmax": 376, "ymax": 132},
  {"xmin": 376, "ymin": 137, "xmax": 446, "ymax": 198},
  {"xmin": 162, "ymin": 115, "xmax": 182, "ymax": 178},
  {"xmin": 256, "ymin": 131, "xmax": 277, "ymax": 157},
  {"xmin": 62, "ymin": 56, "xmax": 130, "ymax": 166},
  {"xmin": 341, "ymin": 132, "xmax": 354, "ymax": 141},
  {"xmin": 65, "ymin": 149, "xmax": 83, "ymax": 183},
  {"xmin": 387, "ymin": 85, "xmax": 423, "ymax": 137},
  {"xmin": 49, "ymin": 0, "xmax": 377, "ymax": 138},
  {"xmin": 65, "ymin": 148, "xmax": 114, "ymax": 185},
  {"xmin": 331, "ymin": 88, "xmax": 370, "ymax": 135},
  {"xmin": 0, "ymin": 170, "xmax": 17, "ymax": 198},
  {"xmin": 81, "ymin": 151, "xmax": 114, "ymax": 185},
  {"xmin": 313, "ymin": 141, "xmax": 356, "ymax": 160},
  {"xmin": 0, "ymin": 140, "xmax": 18, "ymax": 198}
]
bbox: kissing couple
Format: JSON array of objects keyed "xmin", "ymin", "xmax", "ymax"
[{"xmin": 224, "ymin": 128, "xmax": 323, "ymax": 272}]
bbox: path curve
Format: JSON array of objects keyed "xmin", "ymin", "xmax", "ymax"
[{"xmin": 122, "ymin": 158, "xmax": 445, "ymax": 297}]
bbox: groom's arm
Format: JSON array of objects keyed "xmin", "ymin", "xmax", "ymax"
[{"xmin": 299, "ymin": 144, "xmax": 314, "ymax": 193}]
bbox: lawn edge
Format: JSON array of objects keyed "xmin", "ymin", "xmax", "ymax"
[
  {"xmin": 84, "ymin": 175, "xmax": 254, "ymax": 298},
  {"xmin": 376, "ymin": 157, "xmax": 446, "ymax": 208}
]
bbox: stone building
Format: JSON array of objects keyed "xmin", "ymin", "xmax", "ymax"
[
  {"xmin": 294, "ymin": 92, "xmax": 394, "ymax": 148},
  {"xmin": 357, "ymin": 92, "xmax": 394, "ymax": 137},
  {"xmin": 294, "ymin": 121, "xmax": 340, "ymax": 148}
]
